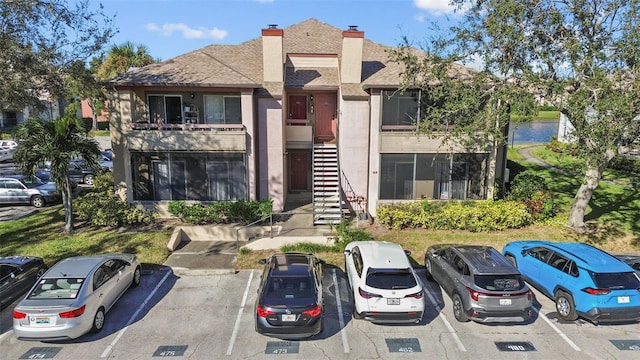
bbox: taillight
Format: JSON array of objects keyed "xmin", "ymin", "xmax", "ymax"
[
  {"xmin": 405, "ymin": 290, "xmax": 423, "ymax": 299},
  {"xmin": 582, "ymin": 287, "xmax": 611, "ymax": 295},
  {"xmin": 59, "ymin": 305, "xmax": 86, "ymax": 318},
  {"xmin": 257, "ymin": 304, "xmax": 275, "ymax": 318},
  {"xmin": 13, "ymin": 310, "xmax": 27, "ymax": 319},
  {"xmin": 302, "ymin": 304, "xmax": 322, "ymax": 317},
  {"xmin": 358, "ymin": 287, "xmax": 382, "ymax": 299},
  {"xmin": 467, "ymin": 287, "xmax": 530, "ymax": 301},
  {"xmin": 467, "ymin": 287, "xmax": 481, "ymax": 301}
]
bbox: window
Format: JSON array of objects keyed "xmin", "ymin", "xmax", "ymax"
[
  {"xmin": 365, "ymin": 268, "xmax": 417, "ymax": 290},
  {"xmin": 381, "ymin": 90, "xmax": 420, "ymax": 129},
  {"xmin": 204, "ymin": 95, "xmax": 242, "ymax": 124},
  {"xmin": 148, "ymin": 95, "xmax": 183, "ymax": 124},
  {"xmin": 527, "ymin": 247, "xmax": 551, "ymax": 262},
  {"xmin": 131, "ymin": 152, "xmax": 247, "ymax": 201},
  {"xmin": 2, "ymin": 112, "xmax": 18, "ymax": 127},
  {"xmin": 474, "ymin": 275, "xmax": 525, "ymax": 291},
  {"xmin": 352, "ymin": 248, "xmax": 363, "ymax": 278}
]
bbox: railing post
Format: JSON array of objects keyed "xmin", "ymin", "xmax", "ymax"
[
  {"xmin": 269, "ymin": 213, "xmax": 273, "ymax": 238},
  {"xmin": 236, "ymin": 227, "xmax": 239, "ymax": 252}
]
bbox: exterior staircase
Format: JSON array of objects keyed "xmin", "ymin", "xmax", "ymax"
[{"xmin": 313, "ymin": 143, "xmax": 343, "ymax": 225}]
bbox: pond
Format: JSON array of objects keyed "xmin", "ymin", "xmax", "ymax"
[{"xmin": 508, "ymin": 121, "xmax": 559, "ymax": 145}]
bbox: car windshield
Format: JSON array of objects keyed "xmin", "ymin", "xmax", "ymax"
[
  {"xmin": 474, "ymin": 274, "xmax": 525, "ymax": 291},
  {"xmin": 19, "ymin": 176, "xmax": 44, "ymax": 188},
  {"xmin": 591, "ymin": 272, "xmax": 640, "ymax": 290},
  {"xmin": 264, "ymin": 276, "xmax": 316, "ymax": 300},
  {"xmin": 28, "ymin": 278, "xmax": 84, "ymax": 299},
  {"xmin": 365, "ymin": 268, "xmax": 417, "ymax": 290}
]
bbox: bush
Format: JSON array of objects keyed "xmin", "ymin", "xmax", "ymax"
[
  {"xmin": 75, "ymin": 173, "xmax": 155, "ymax": 227},
  {"xmin": 377, "ymin": 200, "xmax": 532, "ymax": 232},
  {"xmin": 609, "ymin": 156, "xmax": 640, "ymax": 175},
  {"xmin": 507, "ymin": 170, "xmax": 557, "ymax": 220},
  {"xmin": 167, "ymin": 199, "xmax": 273, "ymax": 225}
]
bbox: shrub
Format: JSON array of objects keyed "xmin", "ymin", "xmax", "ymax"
[
  {"xmin": 507, "ymin": 170, "xmax": 557, "ymax": 221},
  {"xmin": 377, "ymin": 200, "xmax": 532, "ymax": 232},
  {"xmin": 167, "ymin": 199, "xmax": 273, "ymax": 225},
  {"xmin": 75, "ymin": 173, "xmax": 154, "ymax": 227},
  {"xmin": 609, "ymin": 156, "xmax": 640, "ymax": 175}
]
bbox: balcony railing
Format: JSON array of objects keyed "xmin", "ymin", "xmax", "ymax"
[{"xmin": 130, "ymin": 123, "xmax": 245, "ymax": 131}]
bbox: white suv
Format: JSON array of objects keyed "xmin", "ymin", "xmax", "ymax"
[{"xmin": 344, "ymin": 241, "xmax": 425, "ymax": 323}]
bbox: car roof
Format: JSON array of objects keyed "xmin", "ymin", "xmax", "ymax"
[
  {"xmin": 0, "ymin": 256, "xmax": 41, "ymax": 267},
  {"xmin": 43, "ymin": 254, "xmax": 126, "ymax": 278},
  {"xmin": 518, "ymin": 241, "xmax": 632, "ymax": 272},
  {"xmin": 454, "ymin": 246, "xmax": 518, "ymax": 274},
  {"xmin": 351, "ymin": 241, "xmax": 410, "ymax": 269},
  {"xmin": 268, "ymin": 253, "xmax": 314, "ymax": 277}
]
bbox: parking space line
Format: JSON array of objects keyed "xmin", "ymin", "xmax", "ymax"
[
  {"xmin": 0, "ymin": 329, "xmax": 12, "ymax": 342},
  {"xmin": 226, "ymin": 270, "xmax": 254, "ymax": 356},
  {"xmin": 332, "ymin": 269, "xmax": 350, "ymax": 353},
  {"xmin": 101, "ymin": 267, "xmax": 172, "ymax": 358},
  {"xmin": 533, "ymin": 306, "xmax": 581, "ymax": 351},
  {"xmin": 423, "ymin": 281, "xmax": 466, "ymax": 352}
]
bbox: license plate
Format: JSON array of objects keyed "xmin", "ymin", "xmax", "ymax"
[
  {"xmin": 499, "ymin": 298, "xmax": 512, "ymax": 306},
  {"xmin": 618, "ymin": 296, "xmax": 630, "ymax": 304},
  {"xmin": 31, "ymin": 317, "xmax": 51, "ymax": 325},
  {"xmin": 387, "ymin": 298, "xmax": 400, "ymax": 305},
  {"xmin": 281, "ymin": 314, "xmax": 296, "ymax": 322}
]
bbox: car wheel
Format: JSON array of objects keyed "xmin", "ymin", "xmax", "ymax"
[
  {"xmin": 505, "ymin": 254, "xmax": 517, "ymax": 267},
  {"xmin": 84, "ymin": 174, "xmax": 94, "ymax": 185},
  {"xmin": 91, "ymin": 307, "xmax": 106, "ymax": 333},
  {"xmin": 131, "ymin": 266, "xmax": 141, "ymax": 288},
  {"xmin": 452, "ymin": 293, "xmax": 469, "ymax": 322},
  {"xmin": 555, "ymin": 291, "xmax": 578, "ymax": 321},
  {"xmin": 31, "ymin": 195, "xmax": 45, "ymax": 208}
]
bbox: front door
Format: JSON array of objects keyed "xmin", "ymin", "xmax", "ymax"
[
  {"xmin": 289, "ymin": 151, "xmax": 309, "ymax": 191},
  {"xmin": 315, "ymin": 93, "xmax": 336, "ymax": 142},
  {"xmin": 289, "ymin": 95, "xmax": 307, "ymax": 120}
]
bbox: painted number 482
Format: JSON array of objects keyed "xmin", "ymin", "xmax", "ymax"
[
  {"xmin": 398, "ymin": 347, "xmax": 414, "ymax": 353},
  {"xmin": 507, "ymin": 345, "xmax": 526, "ymax": 351}
]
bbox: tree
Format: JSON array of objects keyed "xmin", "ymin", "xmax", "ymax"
[
  {"xmin": 96, "ymin": 41, "xmax": 156, "ymax": 80},
  {"xmin": 13, "ymin": 112, "xmax": 101, "ymax": 233},
  {"xmin": 392, "ymin": 0, "xmax": 640, "ymax": 229},
  {"xmin": 0, "ymin": 0, "xmax": 115, "ymax": 113}
]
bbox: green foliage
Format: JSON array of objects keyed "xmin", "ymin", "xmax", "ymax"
[
  {"xmin": 280, "ymin": 220, "xmax": 372, "ymax": 253},
  {"xmin": 167, "ymin": 199, "xmax": 273, "ymax": 225},
  {"xmin": 538, "ymin": 105, "xmax": 557, "ymax": 111},
  {"xmin": 508, "ymin": 170, "xmax": 557, "ymax": 221},
  {"xmin": 238, "ymin": 247, "xmax": 252, "ymax": 255},
  {"xmin": 75, "ymin": 173, "xmax": 155, "ymax": 227},
  {"xmin": 548, "ymin": 138, "xmax": 579, "ymax": 155},
  {"xmin": 377, "ymin": 200, "xmax": 532, "ymax": 232},
  {"xmin": 609, "ymin": 156, "xmax": 640, "ymax": 175},
  {"xmin": 280, "ymin": 243, "xmax": 335, "ymax": 253}
]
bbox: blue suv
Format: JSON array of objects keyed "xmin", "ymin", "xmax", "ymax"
[{"xmin": 503, "ymin": 241, "xmax": 640, "ymax": 323}]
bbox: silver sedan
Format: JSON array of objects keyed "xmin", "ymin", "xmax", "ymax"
[{"xmin": 13, "ymin": 253, "xmax": 141, "ymax": 341}]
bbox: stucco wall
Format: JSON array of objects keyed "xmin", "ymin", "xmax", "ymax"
[
  {"xmin": 257, "ymin": 97, "xmax": 285, "ymax": 211},
  {"xmin": 339, "ymin": 98, "xmax": 370, "ymax": 203}
]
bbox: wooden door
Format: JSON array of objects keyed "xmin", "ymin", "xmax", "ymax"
[
  {"xmin": 315, "ymin": 93, "xmax": 336, "ymax": 142},
  {"xmin": 289, "ymin": 95, "xmax": 307, "ymax": 120},
  {"xmin": 289, "ymin": 151, "xmax": 309, "ymax": 191}
]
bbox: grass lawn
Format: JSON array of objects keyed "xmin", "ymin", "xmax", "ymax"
[
  {"xmin": 3, "ymin": 145, "xmax": 638, "ymax": 271},
  {"xmin": 510, "ymin": 110, "xmax": 560, "ymax": 121}
]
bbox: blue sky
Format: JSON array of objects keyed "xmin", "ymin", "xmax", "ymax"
[{"xmin": 92, "ymin": 0, "xmax": 462, "ymax": 61}]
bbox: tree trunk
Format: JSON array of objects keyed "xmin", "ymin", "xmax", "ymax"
[
  {"xmin": 89, "ymin": 101, "xmax": 98, "ymax": 132},
  {"xmin": 63, "ymin": 178, "xmax": 74, "ymax": 233},
  {"xmin": 567, "ymin": 153, "xmax": 613, "ymax": 228}
]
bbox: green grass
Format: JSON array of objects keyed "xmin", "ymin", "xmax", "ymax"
[
  {"xmin": 0, "ymin": 207, "xmax": 171, "ymax": 269},
  {"xmin": 510, "ymin": 110, "xmax": 560, "ymax": 121}
]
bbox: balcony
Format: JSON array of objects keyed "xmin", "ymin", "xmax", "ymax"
[
  {"xmin": 125, "ymin": 123, "xmax": 246, "ymax": 152},
  {"xmin": 285, "ymin": 119, "xmax": 312, "ymax": 148}
]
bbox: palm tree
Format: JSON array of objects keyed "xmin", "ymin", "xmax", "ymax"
[
  {"xmin": 96, "ymin": 41, "xmax": 156, "ymax": 80},
  {"xmin": 12, "ymin": 113, "xmax": 101, "ymax": 233}
]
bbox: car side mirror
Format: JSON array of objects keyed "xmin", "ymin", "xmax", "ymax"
[
  {"xmin": 404, "ymin": 250, "xmax": 412, "ymax": 256},
  {"xmin": 124, "ymin": 261, "xmax": 131, "ymax": 267},
  {"xmin": 343, "ymin": 250, "xmax": 351, "ymax": 256},
  {"xmin": 10, "ymin": 272, "xmax": 16, "ymax": 279},
  {"xmin": 521, "ymin": 249, "xmax": 528, "ymax": 256},
  {"xmin": 258, "ymin": 259, "xmax": 267, "ymax": 265}
]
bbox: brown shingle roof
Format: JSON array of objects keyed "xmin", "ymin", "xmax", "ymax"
[{"xmin": 110, "ymin": 18, "xmax": 474, "ymax": 92}]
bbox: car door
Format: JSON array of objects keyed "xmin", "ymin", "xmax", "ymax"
[
  {"xmin": 345, "ymin": 247, "xmax": 364, "ymax": 296},
  {"xmin": 92, "ymin": 263, "xmax": 119, "ymax": 310},
  {"xmin": 105, "ymin": 259, "xmax": 130, "ymax": 300},
  {"xmin": 518, "ymin": 246, "xmax": 551, "ymax": 286},
  {"xmin": 428, "ymin": 248, "xmax": 448, "ymax": 285},
  {"xmin": 0, "ymin": 264, "xmax": 20, "ymax": 306},
  {"xmin": 4, "ymin": 179, "xmax": 29, "ymax": 203},
  {"xmin": 544, "ymin": 252, "xmax": 572, "ymax": 294}
]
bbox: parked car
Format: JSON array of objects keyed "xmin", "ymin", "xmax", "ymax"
[
  {"xmin": 0, "ymin": 140, "xmax": 18, "ymax": 150},
  {"xmin": 344, "ymin": 241, "xmax": 424, "ymax": 324},
  {"xmin": 13, "ymin": 253, "xmax": 141, "ymax": 340},
  {"xmin": 0, "ymin": 175, "xmax": 60, "ymax": 207},
  {"xmin": 255, "ymin": 253, "xmax": 324, "ymax": 339},
  {"xmin": 424, "ymin": 244, "xmax": 533, "ymax": 323},
  {"xmin": 615, "ymin": 254, "xmax": 640, "ymax": 274},
  {"xmin": 0, "ymin": 147, "xmax": 14, "ymax": 163},
  {"xmin": 36, "ymin": 160, "xmax": 102, "ymax": 185},
  {"xmin": 503, "ymin": 240, "xmax": 640, "ymax": 323},
  {"xmin": 0, "ymin": 256, "xmax": 48, "ymax": 309}
]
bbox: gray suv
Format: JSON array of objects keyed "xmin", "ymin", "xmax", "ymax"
[
  {"xmin": 0, "ymin": 175, "xmax": 60, "ymax": 207},
  {"xmin": 425, "ymin": 245, "xmax": 533, "ymax": 323}
]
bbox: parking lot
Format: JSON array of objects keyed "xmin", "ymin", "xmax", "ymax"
[{"xmin": 1, "ymin": 266, "xmax": 640, "ymax": 360}]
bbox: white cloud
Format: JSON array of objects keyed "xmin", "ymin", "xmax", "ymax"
[
  {"xmin": 414, "ymin": 0, "xmax": 458, "ymax": 15},
  {"xmin": 146, "ymin": 23, "xmax": 228, "ymax": 40}
]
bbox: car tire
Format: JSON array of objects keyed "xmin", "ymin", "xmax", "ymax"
[
  {"xmin": 31, "ymin": 195, "xmax": 45, "ymax": 208},
  {"xmin": 555, "ymin": 290, "xmax": 578, "ymax": 321},
  {"xmin": 84, "ymin": 174, "xmax": 94, "ymax": 186},
  {"xmin": 505, "ymin": 254, "xmax": 517, "ymax": 267},
  {"xmin": 452, "ymin": 293, "xmax": 469, "ymax": 322},
  {"xmin": 131, "ymin": 266, "xmax": 141, "ymax": 288},
  {"xmin": 91, "ymin": 307, "xmax": 106, "ymax": 333}
]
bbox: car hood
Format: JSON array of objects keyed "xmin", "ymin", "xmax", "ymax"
[{"xmin": 36, "ymin": 182, "xmax": 58, "ymax": 192}]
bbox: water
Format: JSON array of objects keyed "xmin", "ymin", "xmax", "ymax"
[{"xmin": 509, "ymin": 121, "xmax": 559, "ymax": 145}]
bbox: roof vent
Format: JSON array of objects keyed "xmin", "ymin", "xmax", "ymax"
[
  {"xmin": 268, "ymin": 24, "xmax": 278, "ymax": 29},
  {"xmin": 348, "ymin": 25, "xmax": 358, "ymax": 31}
]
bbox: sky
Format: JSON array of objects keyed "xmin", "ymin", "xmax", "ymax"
[{"xmin": 90, "ymin": 0, "xmax": 463, "ymax": 61}]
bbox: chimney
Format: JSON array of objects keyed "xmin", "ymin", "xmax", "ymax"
[
  {"xmin": 262, "ymin": 24, "xmax": 283, "ymax": 82},
  {"xmin": 340, "ymin": 25, "xmax": 364, "ymax": 84}
]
